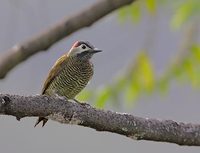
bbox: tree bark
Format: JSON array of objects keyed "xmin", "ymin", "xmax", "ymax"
[
  {"xmin": 0, "ymin": 93, "xmax": 199, "ymax": 146},
  {"xmin": 0, "ymin": 0, "xmax": 136, "ymax": 79}
]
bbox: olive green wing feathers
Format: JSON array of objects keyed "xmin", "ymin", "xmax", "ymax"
[{"xmin": 42, "ymin": 54, "xmax": 68, "ymax": 94}]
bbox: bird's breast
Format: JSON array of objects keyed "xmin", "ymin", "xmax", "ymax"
[{"xmin": 47, "ymin": 59, "xmax": 93, "ymax": 99}]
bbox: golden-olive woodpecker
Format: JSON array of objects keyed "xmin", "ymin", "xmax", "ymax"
[{"xmin": 35, "ymin": 41, "xmax": 102, "ymax": 127}]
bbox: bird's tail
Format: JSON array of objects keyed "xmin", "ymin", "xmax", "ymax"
[{"xmin": 34, "ymin": 117, "xmax": 48, "ymax": 127}]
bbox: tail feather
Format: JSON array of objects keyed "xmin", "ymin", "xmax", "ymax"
[{"xmin": 34, "ymin": 117, "xmax": 48, "ymax": 127}]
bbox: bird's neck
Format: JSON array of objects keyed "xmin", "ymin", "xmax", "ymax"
[{"xmin": 69, "ymin": 56, "xmax": 92, "ymax": 65}]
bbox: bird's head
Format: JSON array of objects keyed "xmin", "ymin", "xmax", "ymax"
[{"xmin": 68, "ymin": 41, "xmax": 102, "ymax": 60}]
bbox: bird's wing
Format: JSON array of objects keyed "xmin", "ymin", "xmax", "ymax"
[{"xmin": 42, "ymin": 54, "xmax": 68, "ymax": 94}]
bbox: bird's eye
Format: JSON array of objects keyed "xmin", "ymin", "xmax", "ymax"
[{"xmin": 82, "ymin": 45, "xmax": 86, "ymax": 49}]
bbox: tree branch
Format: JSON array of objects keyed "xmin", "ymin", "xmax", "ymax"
[
  {"xmin": 0, "ymin": 94, "xmax": 199, "ymax": 146},
  {"xmin": 0, "ymin": 0, "xmax": 136, "ymax": 79}
]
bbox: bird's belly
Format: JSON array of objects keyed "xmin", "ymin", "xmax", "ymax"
[
  {"xmin": 61, "ymin": 74, "xmax": 90, "ymax": 99},
  {"xmin": 47, "ymin": 65, "xmax": 93, "ymax": 99}
]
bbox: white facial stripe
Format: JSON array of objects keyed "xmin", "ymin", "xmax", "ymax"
[
  {"xmin": 69, "ymin": 44, "xmax": 91, "ymax": 57},
  {"xmin": 79, "ymin": 44, "xmax": 90, "ymax": 50}
]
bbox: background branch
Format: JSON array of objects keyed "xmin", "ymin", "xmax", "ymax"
[
  {"xmin": 0, "ymin": 0, "xmax": 136, "ymax": 79},
  {"xmin": 0, "ymin": 93, "xmax": 199, "ymax": 146}
]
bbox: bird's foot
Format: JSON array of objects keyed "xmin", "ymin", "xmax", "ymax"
[
  {"xmin": 55, "ymin": 94, "xmax": 68, "ymax": 101},
  {"xmin": 73, "ymin": 98, "xmax": 90, "ymax": 107},
  {"xmin": 73, "ymin": 98, "xmax": 81, "ymax": 103}
]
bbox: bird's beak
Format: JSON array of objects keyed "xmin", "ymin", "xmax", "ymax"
[{"xmin": 91, "ymin": 48, "xmax": 102, "ymax": 54}]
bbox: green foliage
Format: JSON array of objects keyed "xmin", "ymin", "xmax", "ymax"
[
  {"xmin": 76, "ymin": 89, "xmax": 93, "ymax": 102},
  {"xmin": 130, "ymin": 4, "xmax": 141, "ymax": 23},
  {"xmin": 123, "ymin": 52, "xmax": 154, "ymax": 105},
  {"xmin": 117, "ymin": 0, "xmax": 158, "ymax": 23},
  {"xmin": 135, "ymin": 52, "xmax": 154, "ymax": 92},
  {"xmin": 118, "ymin": 0, "xmax": 200, "ymax": 29},
  {"xmin": 171, "ymin": 0, "xmax": 200, "ymax": 29},
  {"xmin": 145, "ymin": 0, "xmax": 157, "ymax": 14},
  {"xmin": 118, "ymin": 6, "xmax": 129, "ymax": 22},
  {"xmin": 118, "ymin": 2, "xmax": 141, "ymax": 23},
  {"xmin": 158, "ymin": 44, "xmax": 200, "ymax": 89},
  {"xmin": 95, "ymin": 86, "xmax": 111, "ymax": 108}
]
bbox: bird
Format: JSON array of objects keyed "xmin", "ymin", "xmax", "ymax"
[{"xmin": 34, "ymin": 40, "xmax": 102, "ymax": 127}]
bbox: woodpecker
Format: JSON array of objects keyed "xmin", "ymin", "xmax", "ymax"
[{"xmin": 35, "ymin": 40, "xmax": 102, "ymax": 127}]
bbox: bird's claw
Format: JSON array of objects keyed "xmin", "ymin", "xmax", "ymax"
[{"xmin": 73, "ymin": 99, "xmax": 90, "ymax": 107}]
